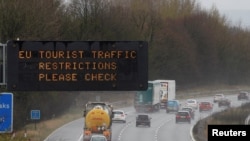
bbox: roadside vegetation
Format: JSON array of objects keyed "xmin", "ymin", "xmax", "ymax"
[{"xmin": 1, "ymin": 0, "xmax": 250, "ymax": 140}]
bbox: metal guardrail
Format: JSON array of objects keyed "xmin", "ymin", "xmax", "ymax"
[
  {"xmin": 190, "ymin": 125, "xmax": 195, "ymax": 141},
  {"xmin": 245, "ymin": 114, "xmax": 250, "ymax": 125},
  {"xmin": 0, "ymin": 43, "xmax": 6, "ymax": 86}
]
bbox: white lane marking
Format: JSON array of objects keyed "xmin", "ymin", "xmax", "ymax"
[{"xmin": 154, "ymin": 118, "xmax": 173, "ymax": 141}]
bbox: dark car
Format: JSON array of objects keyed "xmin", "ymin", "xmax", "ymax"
[
  {"xmin": 218, "ymin": 98, "xmax": 231, "ymax": 107},
  {"xmin": 181, "ymin": 107, "xmax": 195, "ymax": 119},
  {"xmin": 166, "ymin": 100, "xmax": 180, "ymax": 113},
  {"xmin": 136, "ymin": 114, "xmax": 151, "ymax": 127},
  {"xmin": 238, "ymin": 91, "xmax": 249, "ymax": 100},
  {"xmin": 175, "ymin": 111, "xmax": 191, "ymax": 124},
  {"xmin": 199, "ymin": 101, "xmax": 213, "ymax": 112}
]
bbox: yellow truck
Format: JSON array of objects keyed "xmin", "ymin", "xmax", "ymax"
[{"xmin": 83, "ymin": 102, "xmax": 113, "ymax": 141}]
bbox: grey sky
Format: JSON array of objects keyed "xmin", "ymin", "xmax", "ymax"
[{"xmin": 197, "ymin": 0, "xmax": 250, "ymax": 28}]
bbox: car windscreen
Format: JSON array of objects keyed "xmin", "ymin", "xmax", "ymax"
[
  {"xmin": 138, "ymin": 115, "xmax": 148, "ymax": 120},
  {"xmin": 201, "ymin": 102, "xmax": 210, "ymax": 105},
  {"xmin": 187, "ymin": 100, "xmax": 195, "ymax": 103},
  {"xmin": 177, "ymin": 112, "xmax": 188, "ymax": 116},
  {"xmin": 182, "ymin": 108, "xmax": 191, "ymax": 111},
  {"xmin": 114, "ymin": 111, "xmax": 123, "ymax": 114}
]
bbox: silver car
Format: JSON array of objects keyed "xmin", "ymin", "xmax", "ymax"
[
  {"xmin": 185, "ymin": 99, "xmax": 198, "ymax": 110},
  {"xmin": 213, "ymin": 94, "xmax": 225, "ymax": 103},
  {"xmin": 90, "ymin": 135, "xmax": 107, "ymax": 141},
  {"xmin": 112, "ymin": 110, "xmax": 127, "ymax": 123}
]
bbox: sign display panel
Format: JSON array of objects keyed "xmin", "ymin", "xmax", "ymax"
[
  {"xmin": 0, "ymin": 92, "xmax": 13, "ymax": 133},
  {"xmin": 31, "ymin": 110, "xmax": 40, "ymax": 120},
  {"xmin": 7, "ymin": 41, "xmax": 148, "ymax": 91}
]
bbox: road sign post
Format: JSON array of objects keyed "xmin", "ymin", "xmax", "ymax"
[
  {"xmin": 0, "ymin": 43, "xmax": 6, "ymax": 86},
  {"xmin": 31, "ymin": 110, "xmax": 40, "ymax": 130},
  {"xmin": 0, "ymin": 92, "xmax": 13, "ymax": 133}
]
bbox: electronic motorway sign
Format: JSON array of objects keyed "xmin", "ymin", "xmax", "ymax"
[{"xmin": 7, "ymin": 41, "xmax": 148, "ymax": 91}]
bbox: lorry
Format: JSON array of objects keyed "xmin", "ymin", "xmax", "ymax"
[
  {"xmin": 154, "ymin": 80, "xmax": 176, "ymax": 108},
  {"xmin": 134, "ymin": 80, "xmax": 176, "ymax": 112},
  {"xmin": 83, "ymin": 102, "xmax": 113, "ymax": 141}
]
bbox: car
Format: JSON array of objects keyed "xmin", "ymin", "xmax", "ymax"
[
  {"xmin": 218, "ymin": 98, "xmax": 231, "ymax": 107},
  {"xmin": 181, "ymin": 107, "xmax": 195, "ymax": 119},
  {"xmin": 213, "ymin": 93, "xmax": 225, "ymax": 103},
  {"xmin": 185, "ymin": 99, "xmax": 198, "ymax": 110},
  {"xmin": 112, "ymin": 110, "xmax": 126, "ymax": 123},
  {"xmin": 238, "ymin": 91, "xmax": 249, "ymax": 100},
  {"xmin": 136, "ymin": 114, "xmax": 151, "ymax": 127},
  {"xmin": 175, "ymin": 111, "xmax": 191, "ymax": 124},
  {"xmin": 166, "ymin": 100, "xmax": 180, "ymax": 113},
  {"xmin": 199, "ymin": 101, "xmax": 213, "ymax": 112},
  {"xmin": 90, "ymin": 135, "xmax": 108, "ymax": 141}
]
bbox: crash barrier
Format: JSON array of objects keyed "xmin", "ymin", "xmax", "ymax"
[{"xmin": 245, "ymin": 114, "xmax": 250, "ymax": 125}]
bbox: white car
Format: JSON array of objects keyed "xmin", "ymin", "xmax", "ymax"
[
  {"xmin": 213, "ymin": 93, "xmax": 225, "ymax": 103},
  {"xmin": 90, "ymin": 135, "xmax": 107, "ymax": 141},
  {"xmin": 112, "ymin": 110, "xmax": 127, "ymax": 123},
  {"xmin": 185, "ymin": 99, "xmax": 198, "ymax": 110}
]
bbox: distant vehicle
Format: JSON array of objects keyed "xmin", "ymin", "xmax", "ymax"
[
  {"xmin": 136, "ymin": 114, "xmax": 151, "ymax": 127},
  {"xmin": 175, "ymin": 111, "xmax": 191, "ymax": 124},
  {"xmin": 218, "ymin": 98, "xmax": 231, "ymax": 107},
  {"xmin": 185, "ymin": 99, "xmax": 198, "ymax": 110},
  {"xmin": 134, "ymin": 80, "xmax": 176, "ymax": 112},
  {"xmin": 112, "ymin": 110, "xmax": 126, "ymax": 123},
  {"xmin": 213, "ymin": 94, "xmax": 225, "ymax": 103},
  {"xmin": 181, "ymin": 107, "xmax": 195, "ymax": 119},
  {"xmin": 238, "ymin": 91, "xmax": 249, "ymax": 100},
  {"xmin": 90, "ymin": 135, "xmax": 108, "ymax": 141},
  {"xmin": 199, "ymin": 101, "xmax": 213, "ymax": 112},
  {"xmin": 166, "ymin": 100, "xmax": 180, "ymax": 113}
]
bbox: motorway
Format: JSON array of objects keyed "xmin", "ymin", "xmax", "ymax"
[{"xmin": 44, "ymin": 94, "xmax": 249, "ymax": 141}]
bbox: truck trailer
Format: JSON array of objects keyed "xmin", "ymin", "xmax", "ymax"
[
  {"xmin": 153, "ymin": 80, "xmax": 176, "ymax": 108},
  {"xmin": 134, "ymin": 80, "xmax": 162, "ymax": 112},
  {"xmin": 134, "ymin": 80, "xmax": 176, "ymax": 112}
]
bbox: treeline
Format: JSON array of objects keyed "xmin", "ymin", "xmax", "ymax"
[{"xmin": 1, "ymin": 0, "xmax": 250, "ymax": 130}]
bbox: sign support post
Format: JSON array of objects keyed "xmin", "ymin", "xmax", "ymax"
[{"xmin": 30, "ymin": 110, "xmax": 40, "ymax": 130}]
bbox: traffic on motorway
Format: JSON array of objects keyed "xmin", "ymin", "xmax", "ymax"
[{"xmin": 44, "ymin": 80, "xmax": 250, "ymax": 141}]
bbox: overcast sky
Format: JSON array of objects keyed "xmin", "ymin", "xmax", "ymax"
[{"xmin": 197, "ymin": 0, "xmax": 250, "ymax": 28}]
